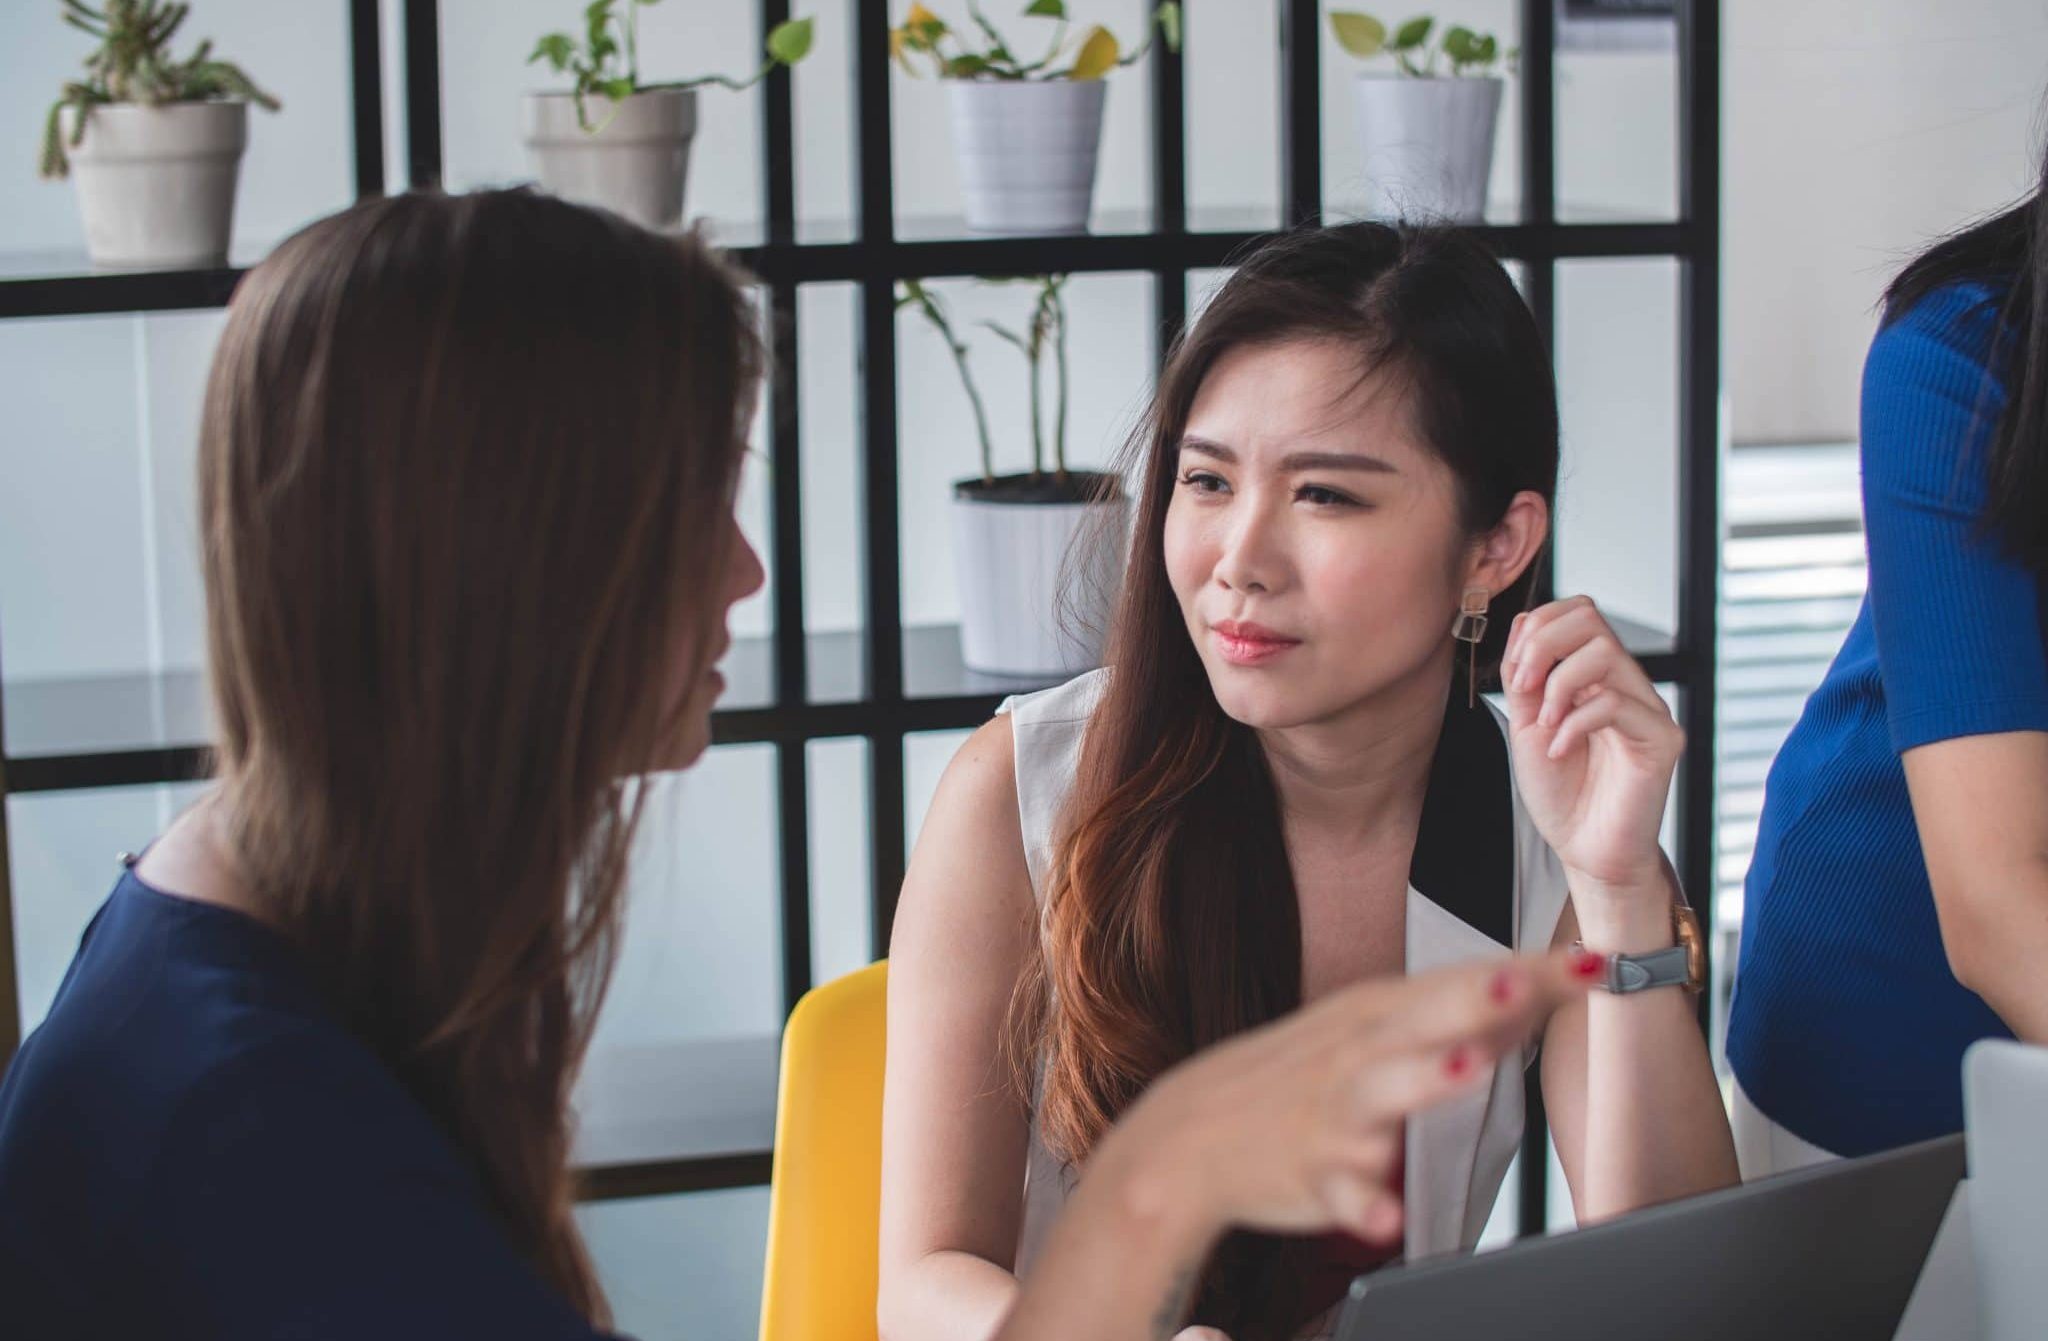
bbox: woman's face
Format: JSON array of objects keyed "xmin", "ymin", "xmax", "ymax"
[
  {"xmin": 1164, "ymin": 337, "xmax": 1494, "ymax": 731},
  {"xmin": 662, "ymin": 505, "xmax": 766, "ymax": 770}
]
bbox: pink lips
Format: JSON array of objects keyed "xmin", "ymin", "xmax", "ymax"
[{"xmin": 1212, "ymin": 620, "xmax": 1302, "ymax": 666}]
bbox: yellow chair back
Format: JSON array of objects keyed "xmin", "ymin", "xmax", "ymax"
[{"xmin": 758, "ymin": 959, "xmax": 889, "ymax": 1341}]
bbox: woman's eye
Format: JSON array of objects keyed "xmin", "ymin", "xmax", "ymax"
[
  {"xmin": 1178, "ymin": 470, "xmax": 1228, "ymax": 494},
  {"xmin": 1298, "ymin": 484, "xmax": 1359, "ymax": 507}
]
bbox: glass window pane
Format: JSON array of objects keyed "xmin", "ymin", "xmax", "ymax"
[
  {"xmin": 1553, "ymin": 257, "xmax": 1682, "ymax": 645},
  {"xmin": 806, "ymin": 736, "xmax": 873, "ymax": 986},
  {"xmin": 578, "ymin": 1187, "xmax": 770, "ymax": 1341}
]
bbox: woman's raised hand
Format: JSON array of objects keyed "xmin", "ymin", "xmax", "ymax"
[
  {"xmin": 1089, "ymin": 952, "xmax": 1602, "ymax": 1249},
  {"xmin": 1499, "ymin": 596, "xmax": 1685, "ymax": 933}
]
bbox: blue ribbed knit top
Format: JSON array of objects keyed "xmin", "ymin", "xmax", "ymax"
[{"xmin": 1726, "ymin": 279, "xmax": 2048, "ymax": 1157}]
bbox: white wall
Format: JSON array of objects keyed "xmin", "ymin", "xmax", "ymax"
[
  {"xmin": 1725, "ymin": 0, "xmax": 2048, "ymax": 443},
  {"xmin": 2, "ymin": 1, "xmax": 1711, "ymax": 1333}
]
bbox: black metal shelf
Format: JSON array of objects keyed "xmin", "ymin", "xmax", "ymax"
[
  {"xmin": 0, "ymin": 218, "xmax": 1704, "ymax": 319},
  {"xmin": 3, "ymin": 618, "xmax": 1686, "ymax": 795},
  {"xmin": 0, "ymin": 0, "xmax": 1722, "ymax": 1227}
]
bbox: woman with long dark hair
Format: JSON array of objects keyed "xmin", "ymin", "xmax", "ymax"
[
  {"xmin": 0, "ymin": 190, "xmax": 1598, "ymax": 1340},
  {"xmin": 1726, "ymin": 133, "xmax": 2048, "ymax": 1173},
  {"xmin": 881, "ymin": 224, "xmax": 1738, "ymax": 1341}
]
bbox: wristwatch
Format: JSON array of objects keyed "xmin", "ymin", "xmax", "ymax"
[{"xmin": 1578, "ymin": 903, "xmax": 1705, "ymax": 996}]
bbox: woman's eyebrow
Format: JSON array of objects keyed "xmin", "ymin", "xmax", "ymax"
[{"xmin": 1178, "ymin": 435, "xmax": 1398, "ymax": 474}]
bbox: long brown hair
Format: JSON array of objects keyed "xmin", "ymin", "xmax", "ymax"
[
  {"xmin": 199, "ymin": 188, "xmax": 761, "ymax": 1322},
  {"xmin": 1014, "ymin": 224, "xmax": 1559, "ymax": 1338}
]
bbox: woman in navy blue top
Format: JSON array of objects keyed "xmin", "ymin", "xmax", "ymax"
[
  {"xmin": 1728, "ymin": 140, "xmax": 2048, "ymax": 1167},
  {"xmin": 0, "ymin": 190, "xmax": 1598, "ymax": 1339}
]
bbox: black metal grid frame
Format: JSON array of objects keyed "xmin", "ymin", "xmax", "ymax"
[{"xmin": 0, "ymin": 1, "xmax": 1721, "ymax": 1228}]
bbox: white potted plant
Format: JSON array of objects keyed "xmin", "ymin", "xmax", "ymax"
[
  {"xmin": 526, "ymin": 0, "xmax": 814, "ymax": 231},
  {"xmin": 900, "ymin": 275, "xmax": 1126, "ymax": 677},
  {"xmin": 890, "ymin": 1, "xmax": 1180, "ymax": 236},
  {"xmin": 39, "ymin": 0, "xmax": 279, "ymax": 269},
  {"xmin": 1330, "ymin": 11, "xmax": 1512, "ymax": 224}
]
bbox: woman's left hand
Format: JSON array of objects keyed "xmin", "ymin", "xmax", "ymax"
[{"xmin": 1499, "ymin": 596, "xmax": 1682, "ymax": 918}]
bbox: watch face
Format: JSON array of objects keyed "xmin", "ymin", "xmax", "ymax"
[{"xmin": 1675, "ymin": 906, "xmax": 1705, "ymax": 993}]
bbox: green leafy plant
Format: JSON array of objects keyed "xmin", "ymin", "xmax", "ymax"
[
  {"xmin": 1329, "ymin": 12, "xmax": 1512, "ymax": 77},
  {"xmin": 40, "ymin": 0, "xmax": 280, "ymax": 180},
  {"xmin": 530, "ymin": 0, "xmax": 816, "ymax": 133},
  {"xmin": 899, "ymin": 274, "xmax": 1073, "ymax": 487},
  {"xmin": 891, "ymin": 1, "xmax": 1180, "ymax": 82}
]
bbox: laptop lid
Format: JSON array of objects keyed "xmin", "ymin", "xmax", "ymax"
[
  {"xmin": 1965, "ymin": 1039, "xmax": 2048, "ymax": 1341},
  {"xmin": 1338, "ymin": 1133, "xmax": 1965, "ymax": 1341}
]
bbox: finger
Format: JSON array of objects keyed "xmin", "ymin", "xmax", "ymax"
[
  {"xmin": 1332, "ymin": 951, "xmax": 1601, "ymax": 1059},
  {"xmin": 1506, "ymin": 602, "xmax": 1606, "ymax": 698},
  {"xmin": 1534, "ymin": 637, "xmax": 1627, "ymax": 730},
  {"xmin": 1315, "ymin": 1167, "xmax": 1386, "ymax": 1240},
  {"xmin": 1340, "ymin": 1032, "xmax": 1513, "ymax": 1134},
  {"xmin": 1547, "ymin": 685, "xmax": 1682, "ymax": 762}
]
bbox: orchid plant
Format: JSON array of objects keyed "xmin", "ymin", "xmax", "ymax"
[{"xmin": 900, "ymin": 275, "xmax": 1073, "ymax": 488}]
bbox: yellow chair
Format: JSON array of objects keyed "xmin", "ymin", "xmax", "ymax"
[{"xmin": 759, "ymin": 959, "xmax": 889, "ymax": 1341}]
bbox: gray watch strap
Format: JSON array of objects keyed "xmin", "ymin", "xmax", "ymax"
[{"xmin": 1603, "ymin": 945, "xmax": 1692, "ymax": 994}]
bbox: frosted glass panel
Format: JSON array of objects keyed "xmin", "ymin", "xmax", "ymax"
[
  {"xmin": 1185, "ymin": 4, "xmax": 1280, "ymax": 231},
  {"xmin": 1553, "ymin": 257, "xmax": 1681, "ymax": 638},
  {"xmin": 903, "ymin": 729, "xmax": 973, "ymax": 856},
  {"xmin": 578, "ymin": 1187, "xmax": 770, "ymax": 1341},
  {"xmin": 8, "ymin": 782, "xmax": 207, "ymax": 1034},
  {"xmin": 807, "ymin": 736, "xmax": 873, "ymax": 986},
  {"xmin": 592, "ymin": 749, "xmax": 782, "ymax": 1053}
]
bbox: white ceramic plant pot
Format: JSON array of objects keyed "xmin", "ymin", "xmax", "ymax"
[
  {"xmin": 948, "ymin": 79, "xmax": 1107, "ymax": 235},
  {"xmin": 61, "ymin": 101, "xmax": 247, "ymax": 268},
  {"xmin": 1351, "ymin": 74, "xmax": 1503, "ymax": 224},
  {"xmin": 951, "ymin": 478, "xmax": 1127, "ymax": 676},
  {"xmin": 522, "ymin": 88, "xmax": 697, "ymax": 231}
]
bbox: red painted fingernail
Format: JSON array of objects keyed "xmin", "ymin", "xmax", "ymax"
[
  {"xmin": 1489, "ymin": 968, "xmax": 1519, "ymax": 1003},
  {"xmin": 1573, "ymin": 950, "xmax": 1608, "ymax": 980},
  {"xmin": 1445, "ymin": 1044, "xmax": 1474, "ymax": 1078}
]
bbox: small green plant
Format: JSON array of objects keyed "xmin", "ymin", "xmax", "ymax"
[
  {"xmin": 530, "ymin": 0, "xmax": 816, "ymax": 133},
  {"xmin": 899, "ymin": 275, "xmax": 1072, "ymax": 487},
  {"xmin": 1329, "ymin": 12, "xmax": 1512, "ymax": 77},
  {"xmin": 891, "ymin": 1, "xmax": 1180, "ymax": 82},
  {"xmin": 40, "ymin": 0, "xmax": 279, "ymax": 180}
]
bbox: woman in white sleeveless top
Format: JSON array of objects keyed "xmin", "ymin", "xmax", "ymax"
[{"xmin": 878, "ymin": 225, "xmax": 1738, "ymax": 1341}]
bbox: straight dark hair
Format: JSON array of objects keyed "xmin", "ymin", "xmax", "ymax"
[
  {"xmin": 201, "ymin": 189, "xmax": 761, "ymax": 1323},
  {"xmin": 1885, "ymin": 131, "xmax": 2048, "ymax": 571},
  {"xmin": 1011, "ymin": 222, "xmax": 1559, "ymax": 1341}
]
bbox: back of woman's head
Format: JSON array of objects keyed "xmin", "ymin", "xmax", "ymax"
[
  {"xmin": 1023, "ymin": 222, "xmax": 1557, "ymax": 1340},
  {"xmin": 199, "ymin": 188, "xmax": 761, "ymax": 1321}
]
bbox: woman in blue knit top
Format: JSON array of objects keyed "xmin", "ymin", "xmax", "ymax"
[{"xmin": 1727, "ymin": 137, "xmax": 2048, "ymax": 1171}]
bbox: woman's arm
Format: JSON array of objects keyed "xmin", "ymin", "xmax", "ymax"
[
  {"xmin": 1855, "ymin": 293, "xmax": 2048, "ymax": 1043},
  {"xmin": 1540, "ymin": 891, "xmax": 1736, "ymax": 1222},
  {"xmin": 877, "ymin": 716, "xmax": 1039, "ymax": 1341},
  {"xmin": 994, "ymin": 955, "xmax": 1598, "ymax": 1341},
  {"xmin": 1902, "ymin": 730, "xmax": 2048, "ymax": 1040},
  {"xmin": 1500, "ymin": 598, "xmax": 1739, "ymax": 1223}
]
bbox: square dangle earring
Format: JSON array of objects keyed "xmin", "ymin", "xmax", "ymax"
[{"xmin": 1452, "ymin": 588, "xmax": 1490, "ymax": 708}]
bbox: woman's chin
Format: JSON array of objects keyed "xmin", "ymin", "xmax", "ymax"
[{"xmin": 1206, "ymin": 668, "xmax": 1312, "ymax": 731}]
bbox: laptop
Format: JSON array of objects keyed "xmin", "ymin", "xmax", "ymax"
[
  {"xmin": 1337, "ymin": 1133, "xmax": 1966, "ymax": 1341},
  {"xmin": 1965, "ymin": 1039, "xmax": 2048, "ymax": 1341}
]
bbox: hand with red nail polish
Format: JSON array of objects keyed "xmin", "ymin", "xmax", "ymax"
[{"xmin": 1082, "ymin": 951, "xmax": 1597, "ymax": 1249}]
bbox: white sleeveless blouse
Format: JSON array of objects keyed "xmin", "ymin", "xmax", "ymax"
[{"xmin": 996, "ymin": 668, "xmax": 1573, "ymax": 1328}]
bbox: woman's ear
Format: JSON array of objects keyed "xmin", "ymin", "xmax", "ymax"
[{"xmin": 1466, "ymin": 490, "xmax": 1551, "ymax": 597}]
